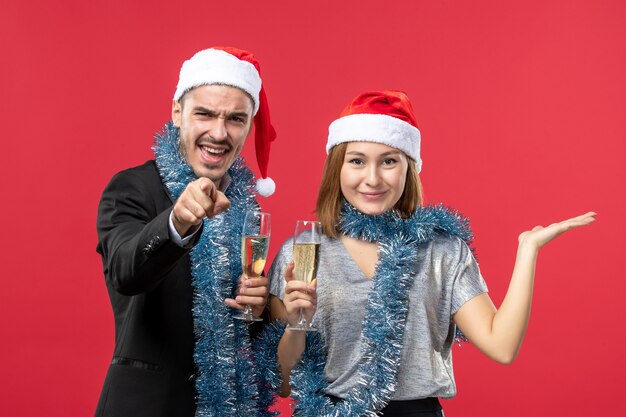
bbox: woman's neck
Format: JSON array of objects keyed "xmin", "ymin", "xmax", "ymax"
[{"xmin": 340, "ymin": 234, "xmax": 378, "ymax": 279}]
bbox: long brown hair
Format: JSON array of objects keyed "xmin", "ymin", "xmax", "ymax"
[{"xmin": 316, "ymin": 143, "xmax": 424, "ymax": 237}]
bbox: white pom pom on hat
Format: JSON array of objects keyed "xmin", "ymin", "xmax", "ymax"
[
  {"xmin": 175, "ymin": 47, "xmax": 277, "ymax": 196},
  {"xmin": 327, "ymin": 90, "xmax": 422, "ymax": 172},
  {"xmin": 255, "ymin": 177, "xmax": 276, "ymax": 197}
]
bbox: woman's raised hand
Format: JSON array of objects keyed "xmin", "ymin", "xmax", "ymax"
[{"xmin": 518, "ymin": 212, "xmax": 597, "ymax": 250}]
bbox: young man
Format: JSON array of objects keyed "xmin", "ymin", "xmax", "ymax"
[{"xmin": 95, "ymin": 47, "xmax": 277, "ymax": 417}]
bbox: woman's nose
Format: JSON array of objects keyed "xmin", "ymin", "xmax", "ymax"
[{"xmin": 365, "ymin": 166, "xmax": 381, "ymax": 186}]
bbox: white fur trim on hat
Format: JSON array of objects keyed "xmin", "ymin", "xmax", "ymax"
[
  {"xmin": 173, "ymin": 49, "xmax": 262, "ymax": 115},
  {"xmin": 327, "ymin": 113, "xmax": 422, "ymax": 172}
]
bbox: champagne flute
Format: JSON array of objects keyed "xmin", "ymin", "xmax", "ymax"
[
  {"xmin": 234, "ymin": 211, "xmax": 271, "ymax": 322},
  {"xmin": 288, "ymin": 220, "xmax": 322, "ymax": 332}
]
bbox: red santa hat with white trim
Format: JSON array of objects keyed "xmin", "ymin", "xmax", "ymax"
[
  {"xmin": 327, "ymin": 90, "xmax": 422, "ymax": 172},
  {"xmin": 174, "ymin": 46, "xmax": 277, "ymax": 197}
]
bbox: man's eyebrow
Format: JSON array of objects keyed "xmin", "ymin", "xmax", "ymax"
[
  {"xmin": 191, "ymin": 106, "xmax": 249, "ymax": 119},
  {"xmin": 227, "ymin": 111, "xmax": 250, "ymax": 119},
  {"xmin": 192, "ymin": 105, "xmax": 217, "ymax": 115}
]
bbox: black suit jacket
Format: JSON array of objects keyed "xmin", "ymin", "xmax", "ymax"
[{"xmin": 95, "ymin": 161, "xmax": 198, "ymax": 417}]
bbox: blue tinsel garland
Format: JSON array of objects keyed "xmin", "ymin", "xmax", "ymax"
[
  {"xmin": 154, "ymin": 121, "xmax": 276, "ymax": 417},
  {"xmin": 257, "ymin": 202, "xmax": 473, "ymax": 417}
]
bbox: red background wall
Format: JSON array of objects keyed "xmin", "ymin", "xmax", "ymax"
[{"xmin": 1, "ymin": 1, "xmax": 624, "ymax": 416}]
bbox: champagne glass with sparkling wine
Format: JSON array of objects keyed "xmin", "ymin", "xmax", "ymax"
[
  {"xmin": 288, "ymin": 220, "xmax": 322, "ymax": 332},
  {"xmin": 234, "ymin": 211, "xmax": 271, "ymax": 322}
]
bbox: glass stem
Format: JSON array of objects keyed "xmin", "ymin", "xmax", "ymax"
[{"xmin": 297, "ymin": 308, "xmax": 307, "ymax": 326}]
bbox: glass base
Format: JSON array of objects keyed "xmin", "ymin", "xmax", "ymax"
[
  {"xmin": 286, "ymin": 323, "xmax": 317, "ymax": 332},
  {"xmin": 233, "ymin": 313, "xmax": 264, "ymax": 322}
]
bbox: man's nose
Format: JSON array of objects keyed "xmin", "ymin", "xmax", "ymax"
[{"xmin": 210, "ymin": 117, "xmax": 228, "ymax": 141}]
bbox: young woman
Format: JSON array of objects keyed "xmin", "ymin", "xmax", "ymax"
[{"xmin": 267, "ymin": 90, "xmax": 595, "ymax": 417}]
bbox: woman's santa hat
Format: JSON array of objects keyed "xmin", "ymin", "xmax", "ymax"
[
  {"xmin": 327, "ymin": 90, "xmax": 422, "ymax": 172},
  {"xmin": 174, "ymin": 47, "xmax": 277, "ymax": 197}
]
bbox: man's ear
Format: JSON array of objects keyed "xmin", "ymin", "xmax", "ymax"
[{"xmin": 172, "ymin": 100, "xmax": 182, "ymax": 127}]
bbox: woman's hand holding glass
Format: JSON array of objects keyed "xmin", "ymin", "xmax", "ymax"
[
  {"xmin": 283, "ymin": 262, "xmax": 318, "ymax": 329},
  {"xmin": 285, "ymin": 219, "xmax": 322, "ymax": 331}
]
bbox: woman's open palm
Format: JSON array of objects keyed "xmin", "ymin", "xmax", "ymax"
[{"xmin": 518, "ymin": 211, "xmax": 596, "ymax": 249}]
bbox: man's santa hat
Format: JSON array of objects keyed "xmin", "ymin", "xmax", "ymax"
[
  {"xmin": 174, "ymin": 47, "xmax": 277, "ymax": 197},
  {"xmin": 327, "ymin": 90, "xmax": 422, "ymax": 172}
]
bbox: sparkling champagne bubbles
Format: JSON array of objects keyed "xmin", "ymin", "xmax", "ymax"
[
  {"xmin": 289, "ymin": 220, "xmax": 322, "ymax": 331},
  {"xmin": 234, "ymin": 211, "xmax": 271, "ymax": 322}
]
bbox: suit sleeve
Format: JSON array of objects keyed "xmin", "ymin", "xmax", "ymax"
[{"xmin": 96, "ymin": 167, "xmax": 199, "ymax": 295}]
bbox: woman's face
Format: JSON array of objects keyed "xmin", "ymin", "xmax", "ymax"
[{"xmin": 340, "ymin": 141, "xmax": 409, "ymax": 216}]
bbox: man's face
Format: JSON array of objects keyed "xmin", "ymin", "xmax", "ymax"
[{"xmin": 172, "ymin": 84, "xmax": 254, "ymax": 188}]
